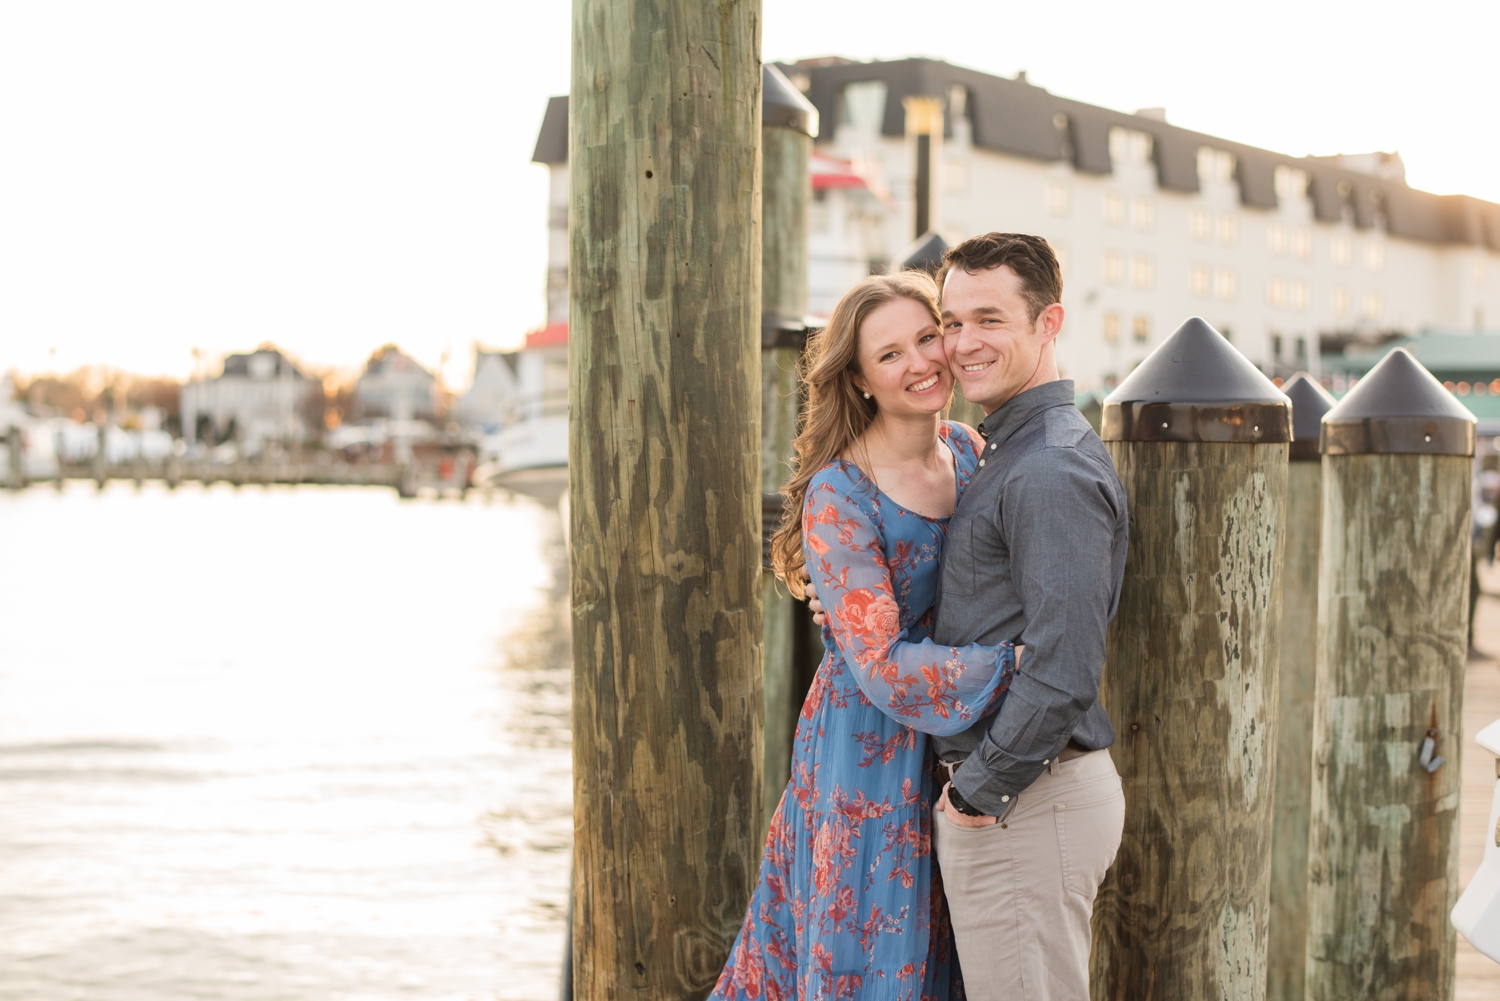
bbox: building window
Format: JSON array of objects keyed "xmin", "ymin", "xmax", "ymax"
[
  {"xmin": 1046, "ymin": 180, "xmax": 1070, "ymax": 216},
  {"xmin": 1132, "ymin": 197, "xmax": 1154, "ymax": 230},
  {"xmin": 1295, "ymin": 336, "xmax": 1307, "ymax": 361},
  {"xmin": 1103, "ymin": 312, "xmax": 1121, "ymax": 343},
  {"xmin": 1110, "ymin": 128, "xmax": 1154, "ymax": 166},
  {"xmin": 1191, "ymin": 209, "xmax": 1211, "ymax": 241},
  {"xmin": 1363, "ymin": 291, "xmax": 1383, "ymax": 317},
  {"xmin": 1290, "ymin": 280, "xmax": 1309, "ymax": 311},
  {"xmin": 1266, "ymin": 277, "xmax": 1286, "ymax": 307},
  {"xmin": 1268, "ymin": 224, "xmax": 1287, "ymax": 256},
  {"xmin": 1332, "ymin": 234, "xmax": 1352, "ymax": 266},
  {"xmin": 1217, "ymin": 213, "xmax": 1238, "ymax": 245},
  {"xmin": 1197, "ymin": 147, "xmax": 1235, "ymax": 184},
  {"xmin": 1291, "ymin": 228, "xmax": 1312, "ymax": 261},
  {"xmin": 945, "ymin": 157, "xmax": 969, "ymax": 194},
  {"xmin": 1364, "ymin": 240, "xmax": 1385, "ymax": 271},
  {"xmin": 1132, "ymin": 256, "xmax": 1153, "ymax": 288},
  {"xmin": 1271, "ymin": 334, "xmax": 1284, "ymax": 359},
  {"xmin": 1476, "ymin": 258, "xmax": 1488, "ymax": 286},
  {"xmin": 1104, "ymin": 252, "xmax": 1124, "ymax": 285},
  {"xmin": 1132, "ymin": 315, "xmax": 1150, "ymax": 343},
  {"xmin": 1214, "ymin": 268, "xmax": 1237, "ymax": 300},
  {"xmin": 840, "ymin": 80, "xmax": 888, "ymax": 133},
  {"xmin": 1333, "ymin": 287, "xmax": 1350, "ymax": 315},
  {"xmin": 1274, "ymin": 166, "xmax": 1310, "ymax": 201},
  {"xmin": 1191, "ymin": 265, "xmax": 1210, "ymax": 297},
  {"xmin": 1104, "ymin": 191, "xmax": 1125, "ymax": 226}
]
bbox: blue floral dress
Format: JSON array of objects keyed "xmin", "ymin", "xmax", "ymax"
[{"xmin": 710, "ymin": 421, "xmax": 1018, "ymax": 1001}]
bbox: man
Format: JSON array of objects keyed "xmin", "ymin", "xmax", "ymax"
[{"xmin": 928, "ymin": 232, "xmax": 1127, "ymax": 999}]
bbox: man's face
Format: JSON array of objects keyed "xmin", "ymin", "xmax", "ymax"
[{"xmin": 941, "ymin": 265, "xmax": 1059, "ymax": 413}]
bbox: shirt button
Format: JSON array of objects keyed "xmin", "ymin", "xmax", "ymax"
[
  {"xmin": 1001, "ymin": 795, "xmax": 1010, "ymax": 802},
  {"xmin": 1042, "ymin": 759, "xmax": 1049, "ymax": 765},
  {"xmin": 991, "ymin": 443, "xmax": 997, "ymax": 450},
  {"xmin": 978, "ymin": 459, "xmax": 985, "ymax": 467}
]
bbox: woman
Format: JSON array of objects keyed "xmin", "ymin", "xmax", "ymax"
[{"xmin": 710, "ymin": 271, "xmax": 1017, "ymax": 1001}]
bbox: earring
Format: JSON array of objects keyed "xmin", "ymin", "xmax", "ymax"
[{"xmin": 862, "ymin": 392, "xmax": 871, "ymax": 399}]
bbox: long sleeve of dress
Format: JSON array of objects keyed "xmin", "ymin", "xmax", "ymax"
[{"xmin": 804, "ymin": 481, "xmax": 1016, "ymax": 737}]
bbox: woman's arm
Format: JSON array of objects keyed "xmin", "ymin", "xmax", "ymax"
[{"xmin": 804, "ymin": 482, "xmax": 1015, "ymax": 736}]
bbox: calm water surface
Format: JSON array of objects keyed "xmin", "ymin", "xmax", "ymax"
[{"xmin": 0, "ymin": 483, "xmax": 571, "ymax": 1000}]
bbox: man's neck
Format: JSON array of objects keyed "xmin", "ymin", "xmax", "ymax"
[{"xmin": 980, "ymin": 370, "xmax": 1064, "ymax": 417}]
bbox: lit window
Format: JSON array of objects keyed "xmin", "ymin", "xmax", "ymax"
[
  {"xmin": 945, "ymin": 157, "xmax": 969, "ymax": 195},
  {"xmin": 1332, "ymin": 235, "xmax": 1352, "ymax": 266},
  {"xmin": 1132, "ymin": 256, "xmax": 1153, "ymax": 288},
  {"xmin": 1476, "ymin": 258, "xmax": 1488, "ymax": 286},
  {"xmin": 1132, "ymin": 315, "xmax": 1150, "ymax": 343},
  {"xmin": 1333, "ymin": 287, "xmax": 1350, "ymax": 315},
  {"xmin": 1266, "ymin": 277, "xmax": 1286, "ymax": 307},
  {"xmin": 1197, "ymin": 147, "xmax": 1235, "ymax": 184},
  {"xmin": 1191, "ymin": 265, "xmax": 1210, "ymax": 296},
  {"xmin": 1217, "ymin": 214, "xmax": 1238, "ymax": 245},
  {"xmin": 1458, "ymin": 382, "xmax": 1472, "ymax": 396},
  {"xmin": 1268, "ymin": 224, "xmax": 1287, "ymax": 256},
  {"xmin": 1104, "ymin": 192, "xmax": 1125, "ymax": 226},
  {"xmin": 1274, "ymin": 166, "xmax": 1309, "ymax": 201},
  {"xmin": 1110, "ymin": 128, "xmax": 1154, "ymax": 166},
  {"xmin": 1214, "ymin": 268, "xmax": 1237, "ymax": 300},
  {"xmin": 1104, "ymin": 252, "xmax": 1124, "ymax": 284},
  {"xmin": 1363, "ymin": 291, "xmax": 1383, "ymax": 317},
  {"xmin": 1364, "ymin": 241, "xmax": 1385, "ymax": 271},
  {"xmin": 1103, "ymin": 313, "xmax": 1121, "ymax": 343},
  {"xmin": 1132, "ymin": 197, "xmax": 1154, "ymax": 230},
  {"xmin": 1191, "ymin": 209, "xmax": 1211, "ymax": 241},
  {"xmin": 1291, "ymin": 229, "xmax": 1312, "ymax": 261},
  {"xmin": 1271, "ymin": 334, "xmax": 1284, "ymax": 358},
  {"xmin": 1290, "ymin": 280, "xmax": 1309, "ymax": 311},
  {"xmin": 1295, "ymin": 337, "xmax": 1307, "ymax": 361},
  {"xmin": 1045, "ymin": 181, "xmax": 1070, "ymax": 216}
]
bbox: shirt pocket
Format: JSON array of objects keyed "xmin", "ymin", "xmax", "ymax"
[{"xmin": 940, "ymin": 519, "xmax": 977, "ymax": 596}]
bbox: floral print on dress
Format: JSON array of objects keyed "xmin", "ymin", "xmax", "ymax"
[{"xmin": 710, "ymin": 421, "xmax": 1017, "ymax": 1001}]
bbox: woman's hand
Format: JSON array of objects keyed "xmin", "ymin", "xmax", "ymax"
[{"xmin": 802, "ymin": 568, "xmax": 826, "ymax": 625}]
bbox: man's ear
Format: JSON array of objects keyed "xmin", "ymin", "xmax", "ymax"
[{"xmin": 1037, "ymin": 302, "xmax": 1065, "ymax": 344}]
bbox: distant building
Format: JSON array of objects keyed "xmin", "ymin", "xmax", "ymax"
[
  {"xmin": 451, "ymin": 349, "xmax": 522, "ymax": 431},
  {"xmin": 1324, "ymin": 329, "xmax": 1500, "ymax": 436},
  {"xmin": 808, "ymin": 151, "xmax": 895, "ymax": 315},
  {"xmin": 181, "ymin": 347, "xmax": 318, "ymax": 447},
  {"xmin": 353, "ymin": 345, "xmax": 437, "ymax": 422}
]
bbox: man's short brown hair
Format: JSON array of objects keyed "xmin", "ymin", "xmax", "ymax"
[{"xmin": 936, "ymin": 232, "xmax": 1062, "ymax": 323}]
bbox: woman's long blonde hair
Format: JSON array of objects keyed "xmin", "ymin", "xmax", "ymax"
[{"xmin": 770, "ymin": 270, "xmax": 945, "ymax": 597}]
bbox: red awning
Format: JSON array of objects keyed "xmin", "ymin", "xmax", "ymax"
[{"xmin": 525, "ymin": 321, "xmax": 568, "ymax": 349}]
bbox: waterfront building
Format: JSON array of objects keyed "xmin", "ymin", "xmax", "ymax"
[
  {"xmin": 352, "ymin": 345, "xmax": 437, "ymax": 422},
  {"xmin": 451, "ymin": 350, "xmax": 522, "ymax": 431},
  {"xmin": 181, "ymin": 347, "xmax": 318, "ymax": 447}
]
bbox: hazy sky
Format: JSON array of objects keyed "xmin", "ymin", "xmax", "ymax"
[{"xmin": 2, "ymin": 1, "xmax": 1495, "ymax": 388}]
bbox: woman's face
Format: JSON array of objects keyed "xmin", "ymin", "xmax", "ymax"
[{"xmin": 851, "ymin": 296, "xmax": 952, "ymax": 418}]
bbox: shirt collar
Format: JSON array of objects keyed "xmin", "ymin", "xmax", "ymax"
[{"xmin": 976, "ymin": 379, "xmax": 1077, "ymax": 442}]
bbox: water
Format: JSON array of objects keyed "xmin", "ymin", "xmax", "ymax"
[{"xmin": 0, "ymin": 483, "xmax": 572, "ymax": 1000}]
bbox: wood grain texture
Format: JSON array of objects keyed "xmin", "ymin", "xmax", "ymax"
[
  {"xmin": 1304, "ymin": 454, "xmax": 1471, "ymax": 1001},
  {"xmin": 568, "ymin": 1, "xmax": 764, "ymax": 996},
  {"xmin": 1093, "ymin": 441, "xmax": 1288, "ymax": 1001},
  {"xmin": 1268, "ymin": 459, "xmax": 1323, "ymax": 1001},
  {"xmin": 760, "ymin": 123, "xmax": 808, "ymax": 832}
]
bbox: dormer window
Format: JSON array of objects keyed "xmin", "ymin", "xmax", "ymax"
[
  {"xmin": 1109, "ymin": 128, "xmax": 1153, "ymax": 167},
  {"xmin": 1197, "ymin": 148, "xmax": 1235, "ymax": 185}
]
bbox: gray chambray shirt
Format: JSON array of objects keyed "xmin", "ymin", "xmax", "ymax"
[{"xmin": 934, "ymin": 379, "xmax": 1128, "ymax": 816}]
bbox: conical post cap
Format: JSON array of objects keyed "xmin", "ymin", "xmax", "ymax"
[
  {"xmin": 1101, "ymin": 317, "xmax": 1290, "ymax": 443},
  {"xmin": 899, "ymin": 231, "xmax": 948, "ymax": 276},
  {"xmin": 1282, "ymin": 372, "xmax": 1337, "ymax": 460},
  {"xmin": 1321, "ymin": 347, "xmax": 1475, "ymax": 456},
  {"xmin": 763, "ymin": 64, "xmax": 818, "ymax": 137}
]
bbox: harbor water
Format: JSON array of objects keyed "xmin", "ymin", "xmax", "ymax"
[{"xmin": 0, "ymin": 483, "xmax": 571, "ymax": 1000}]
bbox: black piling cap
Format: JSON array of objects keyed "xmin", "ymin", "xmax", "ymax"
[
  {"xmin": 899, "ymin": 231, "xmax": 948, "ymax": 276},
  {"xmin": 1101, "ymin": 317, "xmax": 1291, "ymax": 443},
  {"xmin": 1282, "ymin": 372, "xmax": 1337, "ymax": 461},
  {"xmin": 1321, "ymin": 347, "xmax": 1475, "ymax": 456},
  {"xmin": 763, "ymin": 64, "xmax": 818, "ymax": 137}
]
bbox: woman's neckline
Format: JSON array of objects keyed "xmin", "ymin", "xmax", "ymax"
[{"xmin": 831, "ymin": 422, "xmax": 963, "ymax": 522}]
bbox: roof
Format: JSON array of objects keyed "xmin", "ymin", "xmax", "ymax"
[
  {"xmin": 1335, "ymin": 330, "xmax": 1500, "ymax": 376},
  {"xmin": 811, "ymin": 152, "xmax": 867, "ymax": 190},
  {"xmin": 774, "ymin": 57, "xmax": 1500, "ymax": 251},
  {"xmin": 220, "ymin": 349, "xmax": 305, "ymax": 380},
  {"xmin": 532, "ymin": 96, "xmax": 568, "ymax": 165},
  {"xmin": 525, "ymin": 321, "xmax": 568, "ymax": 349}
]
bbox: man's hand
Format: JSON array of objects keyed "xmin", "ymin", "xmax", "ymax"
[
  {"xmin": 801, "ymin": 568, "xmax": 826, "ymax": 626},
  {"xmin": 938, "ymin": 781, "xmax": 998, "ymax": 828}
]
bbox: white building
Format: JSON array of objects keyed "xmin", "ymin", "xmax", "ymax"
[
  {"xmin": 353, "ymin": 345, "xmax": 437, "ymax": 422},
  {"xmin": 451, "ymin": 350, "xmax": 521, "ymax": 431},
  {"xmin": 779, "ymin": 57, "xmax": 1500, "ymax": 389},
  {"xmin": 181, "ymin": 347, "xmax": 318, "ymax": 447}
]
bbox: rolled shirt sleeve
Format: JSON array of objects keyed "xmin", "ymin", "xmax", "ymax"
[{"xmin": 951, "ymin": 448, "xmax": 1124, "ymax": 815}]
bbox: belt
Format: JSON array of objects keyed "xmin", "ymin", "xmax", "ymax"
[{"xmin": 942, "ymin": 739, "xmax": 1092, "ymax": 777}]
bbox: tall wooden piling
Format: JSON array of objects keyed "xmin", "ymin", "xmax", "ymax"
[
  {"xmin": 759, "ymin": 63, "xmax": 816, "ymax": 830},
  {"xmin": 4, "ymin": 426, "xmax": 23, "ymax": 489},
  {"xmin": 1092, "ymin": 317, "xmax": 1290, "ymax": 999},
  {"xmin": 568, "ymin": 1, "xmax": 764, "ymax": 996},
  {"xmin": 1304, "ymin": 348, "xmax": 1475, "ymax": 999},
  {"xmin": 1268, "ymin": 372, "xmax": 1337, "ymax": 1001}
]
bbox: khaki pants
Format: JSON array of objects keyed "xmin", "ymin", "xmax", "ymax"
[{"xmin": 935, "ymin": 749, "xmax": 1124, "ymax": 1001}]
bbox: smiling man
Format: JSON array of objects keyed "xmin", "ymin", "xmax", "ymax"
[{"xmin": 930, "ymin": 233, "xmax": 1128, "ymax": 1000}]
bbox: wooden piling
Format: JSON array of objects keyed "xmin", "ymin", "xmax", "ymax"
[
  {"xmin": 93, "ymin": 424, "xmax": 107, "ymax": 489},
  {"xmin": 759, "ymin": 63, "xmax": 815, "ymax": 832},
  {"xmin": 1304, "ymin": 348, "xmax": 1476, "ymax": 999},
  {"xmin": 568, "ymin": 1, "xmax": 763, "ymax": 996},
  {"xmin": 1268, "ymin": 372, "xmax": 1337, "ymax": 1001},
  {"xmin": 1092, "ymin": 317, "xmax": 1290, "ymax": 999}
]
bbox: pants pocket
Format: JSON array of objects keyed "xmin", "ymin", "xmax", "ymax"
[{"xmin": 1055, "ymin": 783, "xmax": 1125, "ymax": 900}]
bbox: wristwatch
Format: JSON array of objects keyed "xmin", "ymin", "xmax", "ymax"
[{"xmin": 946, "ymin": 783, "xmax": 988, "ymax": 818}]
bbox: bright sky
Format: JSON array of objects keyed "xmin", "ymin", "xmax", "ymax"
[{"xmin": 2, "ymin": 0, "xmax": 1495, "ymax": 388}]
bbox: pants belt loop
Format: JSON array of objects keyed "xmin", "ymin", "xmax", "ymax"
[{"xmin": 1049, "ymin": 755, "xmax": 1062, "ymax": 775}]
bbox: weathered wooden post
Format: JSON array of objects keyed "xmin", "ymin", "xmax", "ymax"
[
  {"xmin": 759, "ymin": 63, "xmax": 816, "ymax": 829},
  {"xmin": 568, "ymin": 0, "xmax": 763, "ymax": 996},
  {"xmin": 4, "ymin": 426, "xmax": 24, "ymax": 489},
  {"xmin": 1268, "ymin": 372, "xmax": 1337, "ymax": 1001},
  {"xmin": 1304, "ymin": 347, "xmax": 1475, "ymax": 999},
  {"xmin": 54, "ymin": 428, "xmax": 67, "ymax": 491},
  {"xmin": 93, "ymin": 422, "xmax": 107, "ymax": 489},
  {"xmin": 1092, "ymin": 316, "xmax": 1290, "ymax": 999}
]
